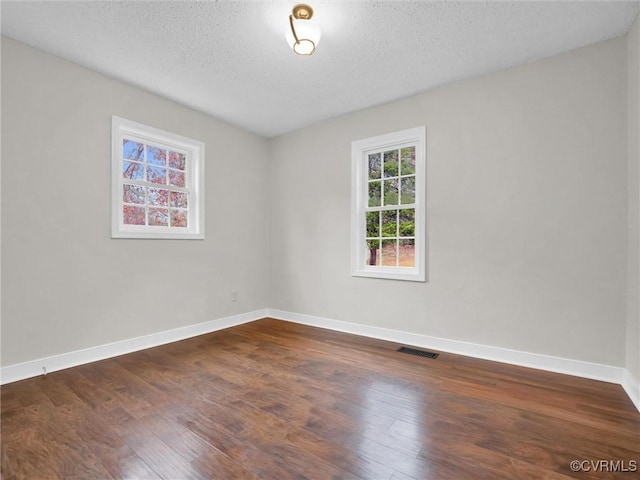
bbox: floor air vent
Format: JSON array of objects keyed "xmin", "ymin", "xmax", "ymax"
[{"xmin": 397, "ymin": 346, "xmax": 439, "ymax": 359}]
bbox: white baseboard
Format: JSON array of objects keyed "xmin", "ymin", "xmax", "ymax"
[
  {"xmin": 0, "ymin": 309, "xmax": 268, "ymax": 385},
  {"xmin": 267, "ymin": 309, "xmax": 625, "ymax": 385},
  {"xmin": 3, "ymin": 307, "xmax": 637, "ymax": 414},
  {"xmin": 622, "ymin": 369, "xmax": 640, "ymax": 412}
]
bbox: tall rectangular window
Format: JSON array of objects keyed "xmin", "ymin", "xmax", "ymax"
[
  {"xmin": 351, "ymin": 127, "xmax": 426, "ymax": 281},
  {"xmin": 111, "ymin": 116, "xmax": 205, "ymax": 239}
]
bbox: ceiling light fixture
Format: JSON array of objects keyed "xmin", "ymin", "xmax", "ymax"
[{"xmin": 286, "ymin": 4, "xmax": 321, "ymax": 56}]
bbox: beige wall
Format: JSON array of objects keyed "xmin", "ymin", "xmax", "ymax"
[
  {"xmin": 1, "ymin": 38, "xmax": 270, "ymax": 366},
  {"xmin": 1, "ymin": 33, "xmax": 633, "ymax": 373},
  {"xmin": 270, "ymin": 37, "xmax": 628, "ymax": 366},
  {"xmin": 628, "ymin": 14, "xmax": 640, "ymax": 389}
]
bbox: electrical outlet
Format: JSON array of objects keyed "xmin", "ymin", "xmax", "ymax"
[{"xmin": 231, "ymin": 291, "xmax": 239, "ymax": 302}]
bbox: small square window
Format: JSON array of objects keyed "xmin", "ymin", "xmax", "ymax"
[{"xmin": 111, "ymin": 117, "xmax": 205, "ymax": 239}]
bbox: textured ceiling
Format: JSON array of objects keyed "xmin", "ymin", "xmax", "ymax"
[{"xmin": 2, "ymin": 1, "xmax": 640, "ymax": 138}]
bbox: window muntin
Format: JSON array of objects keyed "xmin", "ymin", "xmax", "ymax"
[
  {"xmin": 112, "ymin": 117, "xmax": 204, "ymax": 239},
  {"xmin": 351, "ymin": 127, "xmax": 426, "ymax": 282}
]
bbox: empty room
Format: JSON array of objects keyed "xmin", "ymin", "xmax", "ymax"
[{"xmin": 2, "ymin": 1, "xmax": 640, "ymax": 479}]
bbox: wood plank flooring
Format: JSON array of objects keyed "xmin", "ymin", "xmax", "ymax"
[{"xmin": 2, "ymin": 318, "xmax": 639, "ymax": 479}]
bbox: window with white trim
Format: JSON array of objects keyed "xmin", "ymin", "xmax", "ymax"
[
  {"xmin": 351, "ymin": 126, "xmax": 426, "ymax": 281},
  {"xmin": 111, "ymin": 116, "xmax": 205, "ymax": 239}
]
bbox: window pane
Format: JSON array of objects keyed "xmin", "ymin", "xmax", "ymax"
[
  {"xmin": 381, "ymin": 239, "xmax": 397, "ymax": 266},
  {"xmin": 381, "ymin": 210, "xmax": 397, "ymax": 237},
  {"xmin": 383, "ymin": 150, "xmax": 399, "ymax": 178},
  {"xmin": 123, "ymin": 205, "xmax": 145, "ymax": 225},
  {"xmin": 147, "ymin": 166, "xmax": 166, "ymax": 185},
  {"xmin": 169, "ymin": 169, "xmax": 185, "ymax": 187},
  {"xmin": 368, "ymin": 181, "xmax": 381, "ymax": 207},
  {"xmin": 383, "ymin": 179, "xmax": 399, "ymax": 206},
  {"xmin": 366, "ymin": 239, "xmax": 380, "ymax": 266},
  {"xmin": 400, "ymin": 177, "xmax": 415, "ymax": 204},
  {"xmin": 400, "ymin": 239, "xmax": 415, "ymax": 267},
  {"xmin": 170, "ymin": 191, "xmax": 188, "ymax": 208},
  {"xmin": 147, "ymin": 146, "xmax": 166, "ymax": 166},
  {"xmin": 366, "ymin": 211, "xmax": 380, "ymax": 237},
  {"xmin": 123, "ymin": 184, "xmax": 145, "ymax": 204},
  {"xmin": 123, "ymin": 139, "xmax": 143, "ymax": 161},
  {"xmin": 122, "ymin": 161, "xmax": 144, "ymax": 180},
  {"xmin": 171, "ymin": 209, "xmax": 188, "ymax": 227},
  {"xmin": 148, "ymin": 188, "xmax": 169, "ymax": 206},
  {"xmin": 149, "ymin": 208, "xmax": 169, "ymax": 226},
  {"xmin": 368, "ymin": 153, "xmax": 381, "ymax": 180},
  {"xmin": 401, "ymin": 147, "xmax": 415, "ymax": 175},
  {"xmin": 399, "ymin": 209, "xmax": 415, "ymax": 237},
  {"xmin": 169, "ymin": 151, "xmax": 186, "ymax": 170}
]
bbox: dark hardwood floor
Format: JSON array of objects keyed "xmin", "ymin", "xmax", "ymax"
[{"xmin": 2, "ymin": 318, "xmax": 639, "ymax": 479}]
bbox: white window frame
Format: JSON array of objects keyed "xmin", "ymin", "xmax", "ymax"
[
  {"xmin": 351, "ymin": 126, "xmax": 426, "ymax": 282},
  {"xmin": 111, "ymin": 116, "xmax": 205, "ymax": 239}
]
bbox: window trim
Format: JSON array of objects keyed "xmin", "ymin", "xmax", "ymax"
[
  {"xmin": 111, "ymin": 116, "xmax": 205, "ymax": 240},
  {"xmin": 351, "ymin": 126, "xmax": 426, "ymax": 282}
]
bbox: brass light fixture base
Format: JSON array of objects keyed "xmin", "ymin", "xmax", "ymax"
[{"xmin": 292, "ymin": 4, "xmax": 314, "ymax": 20}]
